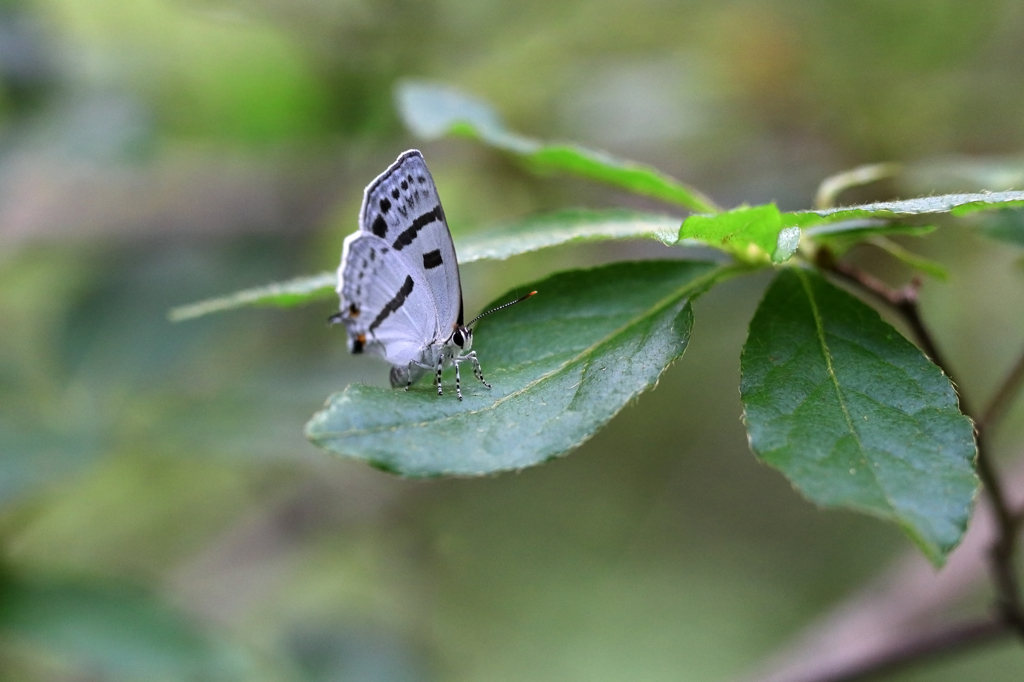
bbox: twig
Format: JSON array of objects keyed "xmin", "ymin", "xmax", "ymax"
[
  {"xmin": 979, "ymin": 344, "xmax": 1024, "ymax": 431},
  {"xmin": 757, "ymin": 618, "xmax": 1010, "ymax": 682},
  {"xmin": 740, "ymin": 457, "xmax": 1024, "ymax": 682}
]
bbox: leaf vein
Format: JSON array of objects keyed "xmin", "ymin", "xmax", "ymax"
[{"xmin": 795, "ymin": 268, "xmax": 901, "ymax": 516}]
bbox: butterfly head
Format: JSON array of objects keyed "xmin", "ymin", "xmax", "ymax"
[{"xmin": 450, "ymin": 325, "xmax": 473, "ymax": 352}]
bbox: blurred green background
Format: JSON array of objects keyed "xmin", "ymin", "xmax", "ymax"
[{"xmin": 3, "ymin": 0, "xmax": 1024, "ymax": 680}]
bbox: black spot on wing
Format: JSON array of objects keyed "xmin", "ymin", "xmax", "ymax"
[
  {"xmin": 369, "ymin": 275, "xmax": 415, "ymax": 333},
  {"xmin": 379, "ymin": 197, "xmax": 391, "ymax": 214},
  {"xmin": 401, "ymin": 179, "xmax": 408, "ymax": 190},
  {"xmin": 351, "ymin": 333, "xmax": 366, "ymax": 354},
  {"xmin": 372, "ymin": 215, "xmax": 388, "ymax": 237},
  {"xmin": 422, "ymin": 249, "xmax": 443, "ymax": 269},
  {"xmin": 391, "ymin": 188, "xmax": 400, "ymax": 199},
  {"xmin": 392, "ymin": 205, "xmax": 443, "ymax": 251}
]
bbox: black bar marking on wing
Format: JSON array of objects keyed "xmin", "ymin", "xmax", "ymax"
[
  {"xmin": 422, "ymin": 249, "xmax": 443, "ymax": 269},
  {"xmin": 393, "ymin": 205, "xmax": 443, "ymax": 250},
  {"xmin": 369, "ymin": 275, "xmax": 415, "ymax": 333},
  {"xmin": 372, "ymin": 215, "xmax": 388, "ymax": 237}
]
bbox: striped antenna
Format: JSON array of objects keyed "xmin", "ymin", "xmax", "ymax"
[{"xmin": 467, "ymin": 291, "xmax": 537, "ymax": 327}]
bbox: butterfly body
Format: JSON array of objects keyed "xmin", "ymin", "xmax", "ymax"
[{"xmin": 333, "ymin": 150, "xmax": 490, "ymax": 400}]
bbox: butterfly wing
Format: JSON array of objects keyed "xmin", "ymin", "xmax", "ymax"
[
  {"xmin": 357, "ymin": 150, "xmax": 464, "ymax": 331},
  {"xmin": 336, "ymin": 232, "xmax": 438, "ymax": 366}
]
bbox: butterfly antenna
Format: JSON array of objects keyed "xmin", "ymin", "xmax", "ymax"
[{"xmin": 467, "ymin": 291, "xmax": 537, "ymax": 327}]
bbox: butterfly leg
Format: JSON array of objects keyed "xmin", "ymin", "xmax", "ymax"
[
  {"xmin": 435, "ymin": 355, "xmax": 445, "ymax": 396},
  {"xmin": 454, "ymin": 361, "xmax": 463, "ymax": 401},
  {"xmin": 466, "ymin": 351, "xmax": 491, "ymax": 389}
]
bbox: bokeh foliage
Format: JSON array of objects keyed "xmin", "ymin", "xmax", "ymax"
[{"xmin": 3, "ymin": 0, "xmax": 1024, "ymax": 680}]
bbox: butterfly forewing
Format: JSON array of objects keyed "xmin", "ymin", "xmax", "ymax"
[{"xmin": 357, "ymin": 150, "xmax": 463, "ymax": 330}]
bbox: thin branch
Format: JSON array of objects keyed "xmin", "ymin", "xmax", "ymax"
[
  {"xmin": 975, "ymin": 428, "xmax": 1024, "ymax": 630},
  {"xmin": 979, "ymin": 344, "xmax": 1024, "ymax": 431},
  {"xmin": 740, "ymin": 458, "xmax": 1024, "ymax": 682},
  {"xmin": 757, "ymin": 618, "xmax": 1010, "ymax": 682}
]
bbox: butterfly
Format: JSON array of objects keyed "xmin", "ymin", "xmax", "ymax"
[{"xmin": 331, "ymin": 150, "xmax": 535, "ymax": 400}]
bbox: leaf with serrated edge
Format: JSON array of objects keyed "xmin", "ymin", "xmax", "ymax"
[
  {"xmin": 456, "ymin": 209, "xmax": 682, "ymax": 261},
  {"xmin": 740, "ymin": 268, "xmax": 977, "ymax": 565},
  {"xmin": 307, "ymin": 261, "xmax": 734, "ymax": 476},
  {"xmin": 787, "ymin": 190, "xmax": 1024, "ymax": 228}
]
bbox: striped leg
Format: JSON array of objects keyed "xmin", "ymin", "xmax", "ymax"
[
  {"xmin": 455, "ymin": 361, "xmax": 463, "ymax": 401},
  {"xmin": 435, "ymin": 355, "xmax": 444, "ymax": 396},
  {"xmin": 468, "ymin": 352, "xmax": 490, "ymax": 388}
]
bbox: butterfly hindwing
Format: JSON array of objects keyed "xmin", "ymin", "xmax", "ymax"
[
  {"xmin": 358, "ymin": 150, "xmax": 463, "ymax": 331},
  {"xmin": 337, "ymin": 233, "xmax": 438, "ymax": 367}
]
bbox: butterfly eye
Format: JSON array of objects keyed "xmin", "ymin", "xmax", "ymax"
[{"xmin": 452, "ymin": 329, "xmax": 465, "ymax": 347}]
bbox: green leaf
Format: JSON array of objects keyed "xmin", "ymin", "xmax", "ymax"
[
  {"xmin": 814, "ymin": 162, "xmax": 902, "ymax": 209},
  {"xmin": 788, "ymin": 190, "xmax": 1024, "ymax": 228},
  {"xmin": 306, "ymin": 260, "xmax": 734, "ymax": 476},
  {"xmin": 456, "ymin": 209, "xmax": 681, "ymax": 260},
  {"xmin": 0, "ymin": 578, "xmax": 249, "ymax": 679},
  {"xmin": 804, "ymin": 221, "xmax": 935, "ymax": 244},
  {"xmin": 395, "ymin": 81, "xmax": 720, "ymax": 214},
  {"xmin": 679, "ymin": 204, "xmax": 785, "ymax": 264},
  {"xmin": 739, "ymin": 268, "xmax": 977, "ymax": 565},
  {"xmin": 168, "ymin": 272, "xmax": 336, "ymax": 321},
  {"xmin": 168, "ymin": 210, "xmax": 685, "ymax": 321},
  {"xmin": 867, "ymin": 237, "xmax": 948, "ymax": 280}
]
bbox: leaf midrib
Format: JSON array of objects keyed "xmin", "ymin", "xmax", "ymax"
[
  {"xmin": 795, "ymin": 269, "xmax": 900, "ymax": 516},
  {"xmin": 313, "ymin": 264, "xmax": 736, "ymax": 438}
]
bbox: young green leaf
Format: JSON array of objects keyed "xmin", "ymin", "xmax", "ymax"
[
  {"xmin": 740, "ymin": 268, "xmax": 977, "ymax": 565},
  {"xmin": 168, "ymin": 210, "xmax": 685, "ymax": 321},
  {"xmin": 679, "ymin": 204, "xmax": 786, "ymax": 264},
  {"xmin": 306, "ymin": 260, "xmax": 734, "ymax": 476},
  {"xmin": 395, "ymin": 81, "xmax": 720, "ymax": 214}
]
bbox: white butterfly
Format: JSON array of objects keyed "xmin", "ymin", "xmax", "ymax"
[{"xmin": 331, "ymin": 150, "xmax": 534, "ymax": 400}]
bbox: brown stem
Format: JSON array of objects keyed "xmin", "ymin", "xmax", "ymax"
[
  {"xmin": 759, "ymin": 618, "xmax": 1010, "ymax": 682},
  {"xmin": 979, "ymin": 344, "xmax": 1024, "ymax": 431}
]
